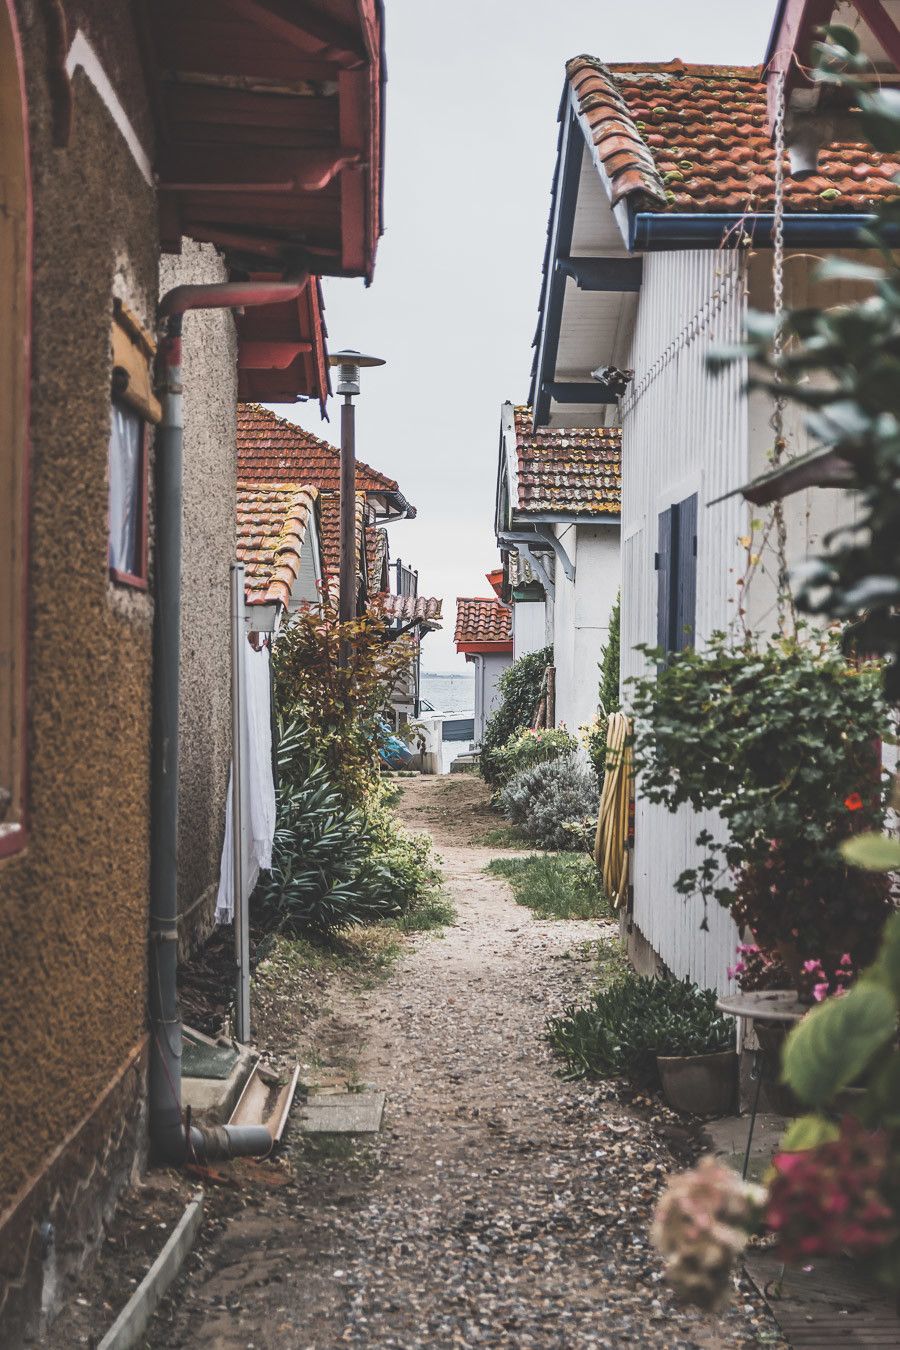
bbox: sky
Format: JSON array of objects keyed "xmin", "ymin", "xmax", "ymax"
[{"xmin": 276, "ymin": 0, "xmax": 775, "ymax": 670}]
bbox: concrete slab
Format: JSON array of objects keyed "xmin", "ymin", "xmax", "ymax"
[
  {"xmin": 182, "ymin": 1042, "xmax": 255, "ymax": 1123},
  {"xmin": 703, "ymin": 1112, "xmax": 789, "ymax": 1183},
  {"xmin": 296, "ymin": 1089, "xmax": 385, "ymax": 1134}
]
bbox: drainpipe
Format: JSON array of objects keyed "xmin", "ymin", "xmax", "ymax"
[{"xmin": 149, "ymin": 266, "xmax": 310, "ymax": 1164}]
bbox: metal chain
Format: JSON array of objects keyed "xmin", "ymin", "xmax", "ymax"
[{"xmin": 769, "ymin": 70, "xmax": 795, "ymax": 632}]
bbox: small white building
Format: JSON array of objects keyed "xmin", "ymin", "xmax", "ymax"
[
  {"xmin": 454, "ymin": 594, "xmax": 514, "ymax": 744},
  {"xmin": 528, "ymin": 52, "xmax": 894, "ymax": 991},
  {"xmin": 494, "ymin": 403, "xmax": 620, "ymax": 735}
]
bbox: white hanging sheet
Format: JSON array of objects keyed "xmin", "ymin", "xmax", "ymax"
[{"xmin": 215, "ymin": 642, "xmax": 277, "ymax": 924}]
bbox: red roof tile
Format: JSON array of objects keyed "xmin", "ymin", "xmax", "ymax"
[
  {"xmin": 567, "ymin": 57, "xmax": 900, "ymax": 214},
  {"xmin": 513, "ymin": 406, "xmax": 621, "ymax": 516},
  {"xmin": 236, "ymin": 482, "xmax": 318, "ymax": 608},
  {"xmin": 237, "ymin": 403, "xmax": 402, "ymax": 495},
  {"xmin": 366, "ymin": 523, "xmax": 389, "ymax": 592},
  {"xmin": 318, "ymin": 490, "xmax": 366, "ymax": 592},
  {"xmin": 377, "ymin": 594, "xmax": 443, "ymax": 626},
  {"xmin": 454, "ymin": 597, "xmax": 513, "ymax": 649}
]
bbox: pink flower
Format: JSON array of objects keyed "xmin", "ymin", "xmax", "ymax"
[
  {"xmin": 802, "ymin": 959, "xmax": 822, "ymax": 974},
  {"xmin": 813, "ymin": 982, "xmax": 830, "ymax": 1002}
]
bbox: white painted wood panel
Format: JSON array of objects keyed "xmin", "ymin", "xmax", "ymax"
[{"xmin": 622, "ymin": 250, "xmax": 750, "ymax": 993}]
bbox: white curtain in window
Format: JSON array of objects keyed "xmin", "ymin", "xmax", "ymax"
[{"xmin": 108, "ymin": 404, "xmax": 141, "ymax": 574}]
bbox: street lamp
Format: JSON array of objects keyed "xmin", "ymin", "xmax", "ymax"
[{"xmin": 328, "ymin": 349, "xmax": 385, "ymax": 626}]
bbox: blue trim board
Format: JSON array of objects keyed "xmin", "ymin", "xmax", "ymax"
[
  {"xmin": 529, "ymin": 107, "xmax": 584, "ymax": 426},
  {"xmin": 630, "ymin": 211, "xmax": 896, "ymax": 251}
]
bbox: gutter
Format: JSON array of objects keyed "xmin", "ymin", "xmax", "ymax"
[
  {"xmin": 630, "ymin": 211, "xmax": 895, "ymax": 251},
  {"xmin": 149, "ymin": 266, "xmax": 310, "ymax": 1166}
]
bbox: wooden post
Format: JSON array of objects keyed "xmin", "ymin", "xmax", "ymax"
[{"xmin": 546, "ymin": 664, "xmax": 556, "ymax": 728}]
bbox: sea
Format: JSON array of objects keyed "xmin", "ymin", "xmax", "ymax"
[{"xmin": 420, "ymin": 670, "xmax": 475, "ymax": 773}]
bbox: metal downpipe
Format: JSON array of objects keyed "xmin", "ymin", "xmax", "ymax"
[{"xmin": 149, "ymin": 269, "xmax": 309, "ymax": 1164}]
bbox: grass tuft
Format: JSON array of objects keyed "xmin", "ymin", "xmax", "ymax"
[
  {"xmin": 392, "ymin": 890, "xmax": 456, "ymax": 934},
  {"xmin": 485, "ymin": 853, "xmax": 611, "ymax": 920}
]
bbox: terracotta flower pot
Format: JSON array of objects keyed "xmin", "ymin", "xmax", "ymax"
[{"xmin": 656, "ymin": 1050, "xmax": 737, "ymax": 1117}]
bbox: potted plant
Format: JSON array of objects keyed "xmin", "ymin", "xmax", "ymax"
[
  {"xmin": 653, "ymin": 987, "xmax": 737, "ymax": 1116},
  {"xmin": 548, "ymin": 973, "xmax": 736, "ymax": 1115}
]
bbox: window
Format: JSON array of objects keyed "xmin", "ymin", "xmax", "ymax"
[
  {"xmin": 107, "ymin": 302, "xmax": 160, "ymax": 588},
  {"xmin": 108, "ymin": 402, "xmax": 147, "ymax": 585},
  {"xmin": 0, "ymin": 0, "xmax": 31, "ymax": 857},
  {"xmin": 656, "ymin": 493, "xmax": 697, "ymax": 657}
]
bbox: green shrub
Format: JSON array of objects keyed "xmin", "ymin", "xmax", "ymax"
[
  {"xmin": 254, "ymin": 761, "xmax": 397, "ymax": 935},
  {"xmin": 480, "ymin": 646, "xmax": 552, "ymax": 785},
  {"xmin": 547, "ymin": 975, "xmax": 735, "ymax": 1083},
  {"xmin": 490, "ymin": 726, "xmax": 578, "ymax": 788},
  {"xmin": 254, "ymin": 721, "xmax": 440, "ymax": 937},
  {"xmin": 486, "ymin": 854, "xmax": 609, "ymax": 920},
  {"xmin": 499, "ymin": 752, "xmax": 598, "ymax": 850},
  {"xmin": 579, "ymin": 714, "xmax": 608, "ymax": 782},
  {"xmin": 598, "ymin": 592, "xmax": 621, "ymax": 716},
  {"xmin": 361, "ymin": 794, "xmax": 442, "ymax": 914}
]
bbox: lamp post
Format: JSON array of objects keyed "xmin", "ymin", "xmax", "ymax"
[{"xmin": 328, "ymin": 349, "xmax": 385, "ymax": 627}]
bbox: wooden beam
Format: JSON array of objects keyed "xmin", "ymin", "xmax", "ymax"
[
  {"xmin": 766, "ymin": 0, "xmax": 833, "ymax": 127},
  {"xmin": 853, "ymin": 0, "xmax": 900, "ymax": 68},
  {"xmin": 158, "ymin": 145, "xmax": 361, "ymax": 192},
  {"xmin": 239, "ymin": 341, "xmax": 313, "ymax": 369},
  {"xmin": 218, "ymin": 0, "xmax": 367, "ymax": 69},
  {"xmin": 556, "ymin": 256, "xmax": 643, "ymax": 291}
]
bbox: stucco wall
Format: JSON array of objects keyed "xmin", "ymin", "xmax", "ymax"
[
  {"xmin": 159, "ymin": 243, "xmax": 237, "ymax": 950},
  {"xmin": 552, "ymin": 525, "xmax": 619, "ymax": 734},
  {"xmin": 0, "ymin": 0, "xmax": 157, "ymax": 1313}
]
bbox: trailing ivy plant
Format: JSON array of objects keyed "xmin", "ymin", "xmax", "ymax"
[
  {"xmin": 629, "ymin": 630, "xmax": 891, "ymax": 989},
  {"xmin": 479, "ymin": 645, "xmax": 552, "ymax": 786}
]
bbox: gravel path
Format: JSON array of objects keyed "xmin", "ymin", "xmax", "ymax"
[{"xmin": 147, "ymin": 775, "xmax": 784, "ymax": 1349}]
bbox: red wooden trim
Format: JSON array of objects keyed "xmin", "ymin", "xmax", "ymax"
[
  {"xmin": 853, "ymin": 0, "xmax": 900, "ymax": 68},
  {"xmin": 0, "ymin": 0, "xmax": 34, "ymax": 862},
  {"xmin": 108, "ymin": 415, "xmax": 150, "ymax": 591},
  {"xmin": 456, "ymin": 641, "xmax": 514, "ymax": 656}
]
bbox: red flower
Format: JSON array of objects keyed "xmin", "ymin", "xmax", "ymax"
[{"xmin": 844, "ymin": 792, "xmax": 864, "ymax": 811}]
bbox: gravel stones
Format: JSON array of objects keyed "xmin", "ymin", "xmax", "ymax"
[{"xmin": 146, "ymin": 777, "xmax": 785, "ymax": 1349}]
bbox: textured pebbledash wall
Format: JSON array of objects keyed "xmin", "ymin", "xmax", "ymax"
[
  {"xmin": 0, "ymin": 0, "xmax": 158, "ymax": 1334},
  {"xmin": 159, "ymin": 241, "xmax": 237, "ymax": 952}
]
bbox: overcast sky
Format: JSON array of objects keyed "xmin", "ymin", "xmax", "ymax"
[{"xmin": 276, "ymin": 0, "xmax": 775, "ymax": 670}]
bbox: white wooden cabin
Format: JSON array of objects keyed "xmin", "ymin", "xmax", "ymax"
[{"xmin": 529, "ymin": 53, "xmax": 897, "ymax": 992}]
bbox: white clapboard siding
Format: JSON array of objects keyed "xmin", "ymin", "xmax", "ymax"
[{"xmin": 621, "ymin": 249, "xmax": 749, "ymax": 993}]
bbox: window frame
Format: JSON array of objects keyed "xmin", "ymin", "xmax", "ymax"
[{"xmin": 108, "ymin": 399, "xmax": 150, "ymax": 591}]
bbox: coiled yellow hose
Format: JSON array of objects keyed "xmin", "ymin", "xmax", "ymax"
[{"xmin": 593, "ymin": 712, "xmax": 633, "ymax": 908}]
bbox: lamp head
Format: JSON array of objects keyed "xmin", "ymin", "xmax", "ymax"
[{"xmin": 328, "ymin": 348, "xmax": 386, "ymax": 397}]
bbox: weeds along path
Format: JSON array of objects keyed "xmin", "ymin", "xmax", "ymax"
[{"xmin": 148, "ymin": 774, "xmax": 781, "ymax": 1349}]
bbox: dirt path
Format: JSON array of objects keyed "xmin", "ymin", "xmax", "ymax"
[{"xmin": 146, "ymin": 775, "xmax": 781, "ymax": 1349}]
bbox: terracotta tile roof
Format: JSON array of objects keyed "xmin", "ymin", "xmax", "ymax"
[
  {"xmin": 318, "ymin": 491, "xmax": 366, "ymax": 592},
  {"xmin": 236, "ymin": 482, "xmax": 318, "ymax": 608},
  {"xmin": 366, "ymin": 524, "xmax": 389, "ymax": 591},
  {"xmin": 513, "ymin": 406, "xmax": 621, "ymax": 516},
  {"xmin": 377, "ymin": 594, "xmax": 443, "ymax": 626},
  {"xmin": 237, "ymin": 403, "xmax": 401, "ymax": 496},
  {"xmin": 454, "ymin": 597, "xmax": 513, "ymax": 648},
  {"xmin": 567, "ymin": 57, "xmax": 900, "ymax": 214}
]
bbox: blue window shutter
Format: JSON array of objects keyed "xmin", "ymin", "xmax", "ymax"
[
  {"xmin": 656, "ymin": 507, "xmax": 672, "ymax": 652},
  {"xmin": 674, "ymin": 493, "xmax": 698, "ymax": 651}
]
